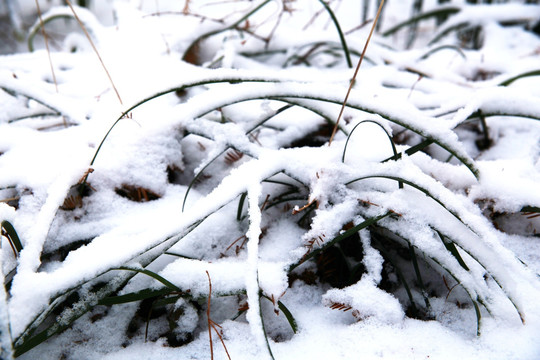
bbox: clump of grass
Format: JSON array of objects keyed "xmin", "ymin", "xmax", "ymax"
[{"xmin": 1, "ymin": 1, "xmax": 539, "ymax": 358}]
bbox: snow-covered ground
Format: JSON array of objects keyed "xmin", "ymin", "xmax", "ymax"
[{"xmin": 1, "ymin": 0, "xmax": 540, "ymax": 359}]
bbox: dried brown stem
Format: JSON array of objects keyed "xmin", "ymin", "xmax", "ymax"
[
  {"xmin": 206, "ymin": 270, "xmax": 231, "ymax": 360},
  {"xmin": 35, "ymin": 0, "xmax": 58, "ymax": 93},
  {"xmin": 207, "ymin": 270, "xmax": 214, "ymax": 360},
  {"xmin": 328, "ymin": 0, "xmax": 386, "ymax": 144},
  {"xmin": 65, "ymin": 0, "xmax": 123, "ymax": 105}
]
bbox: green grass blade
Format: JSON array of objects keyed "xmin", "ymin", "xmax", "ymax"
[
  {"xmin": 13, "ymin": 271, "xmax": 134, "ymax": 357},
  {"xmin": 409, "ymin": 244, "xmax": 430, "ymax": 309},
  {"xmin": 436, "ymin": 231, "xmax": 469, "ymax": 271},
  {"xmin": 114, "ymin": 267, "xmax": 181, "ymax": 292},
  {"xmin": 472, "ymin": 299, "xmax": 481, "ymax": 336},
  {"xmin": 164, "ymin": 252, "xmax": 197, "ymax": 259},
  {"xmin": 277, "ymin": 300, "xmax": 298, "ymax": 334},
  {"xmin": 187, "ymin": 79, "xmax": 479, "ymax": 176},
  {"xmin": 429, "ymin": 23, "xmax": 469, "ymax": 45},
  {"xmin": 0, "ymin": 256, "xmax": 13, "ymax": 360},
  {"xmin": 245, "ymin": 95, "xmax": 478, "ymax": 177},
  {"xmin": 91, "ymin": 76, "xmax": 477, "ymax": 178},
  {"xmin": 418, "ymin": 44, "xmax": 466, "ymax": 60},
  {"xmin": 406, "ymin": 0, "xmax": 424, "ymax": 48},
  {"xmin": 346, "ymin": 175, "xmax": 472, "ymax": 231},
  {"xmin": 13, "ymin": 330, "xmax": 49, "ymax": 358},
  {"xmin": 342, "ymin": 120, "xmax": 397, "ymax": 163},
  {"xmin": 0, "ymin": 84, "xmax": 61, "ymax": 120},
  {"xmin": 317, "ymin": 0, "xmax": 352, "ymax": 68},
  {"xmin": 13, "ymin": 175, "xmax": 231, "ymax": 355},
  {"xmin": 1, "ymin": 220, "xmax": 23, "ymax": 257},
  {"xmin": 258, "ymin": 292, "xmax": 276, "ymax": 360},
  {"xmin": 521, "ymin": 206, "xmax": 540, "ymax": 213},
  {"xmin": 181, "ymin": 148, "xmax": 228, "ymax": 212},
  {"xmin": 87, "ymin": 76, "xmax": 283, "ymax": 170},
  {"xmin": 383, "ymin": 139, "xmax": 434, "ymax": 162},
  {"xmin": 237, "ymin": 192, "xmax": 247, "ymax": 221},
  {"xmin": 266, "ymin": 194, "xmax": 305, "ymax": 211},
  {"xmin": 342, "ymin": 120, "xmax": 402, "ymax": 188},
  {"xmin": 376, "ymin": 223, "xmax": 484, "ymax": 333},
  {"xmin": 467, "ymin": 109, "xmax": 540, "ymax": 123},
  {"xmin": 182, "ymin": 105, "xmax": 292, "ymax": 212},
  {"xmin": 269, "ymin": 98, "xmax": 348, "ymax": 135},
  {"xmin": 382, "ymin": 6, "xmax": 460, "ymax": 37},
  {"xmin": 99, "ymin": 288, "xmax": 173, "ymax": 306},
  {"xmin": 182, "ymin": 0, "xmax": 272, "ymax": 63},
  {"xmin": 430, "ymin": 256, "xmax": 483, "ymax": 336},
  {"xmin": 371, "ymin": 235, "xmax": 420, "ymax": 317},
  {"xmin": 289, "ymin": 212, "xmax": 392, "ymax": 271},
  {"xmin": 434, "ymin": 228, "xmax": 524, "ymax": 325},
  {"xmin": 261, "ymin": 179, "xmax": 299, "ymax": 188},
  {"xmin": 28, "ymin": 14, "xmax": 74, "ymax": 52},
  {"xmin": 261, "ymin": 295, "xmax": 298, "ymax": 334},
  {"xmin": 499, "ymin": 70, "xmax": 540, "ymax": 86}
]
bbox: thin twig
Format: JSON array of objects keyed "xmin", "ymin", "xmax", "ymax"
[
  {"xmin": 206, "ymin": 270, "xmax": 214, "ymax": 360},
  {"xmin": 65, "ymin": 0, "xmax": 123, "ymax": 105},
  {"xmin": 35, "ymin": 0, "xmax": 58, "ymax": 93},
  {"xmin": 328, "ymin": 0, "xmax": 386, "ymax": 144},
  {"xmin": 205, "ymin": 270, "xmax": 232, "ymax": 360},
  {"xmin": 211, "ymin": 323, "xmax": 232, "ymax": 360}
]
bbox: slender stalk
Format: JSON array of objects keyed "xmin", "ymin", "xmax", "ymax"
[
  {"xmin": 317, "ymin": 0, "xmax": 352, "ymax": 68},
  {"xmin": 65, "ymin": 0, "xmax": 123, "ymax": 105},
  {"xmin": 35, "ymin": 0, "xmax": 58, "ymax": 93},
  {"xmin": 182, "ymin": 0, "xmax": 272, "ymax": 63},
  {"xmin": 328, "ymin": 0, "xmax": 386, "ymax": 144},
  {"xmin": 406, "ymin": 0, "xmax": 423, "ymax": 49},
  {"xmin": 206, "ymin": 271, "xmax": 214, "ymax": 360}
]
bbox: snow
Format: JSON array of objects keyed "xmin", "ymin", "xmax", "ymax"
[
  {"xmin": 0, "ymin": 0, "xmax": 539, "ymax": 359},
  {"xmin": 323, "ymin": 278, "xmax": 406, "ymax": 324},
  {"xmin": 244, "ymin": 182, "xmax": 267, "ymax": 354}
]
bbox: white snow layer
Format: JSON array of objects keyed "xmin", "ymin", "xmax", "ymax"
[{"xmin": 0, "ymin": 0, "xmax": 539, "ymax": 359}]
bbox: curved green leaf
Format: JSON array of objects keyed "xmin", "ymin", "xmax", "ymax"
[
  {"xmin": 1, "ymin": 220, "xmax": 23, "ymax": 257},
  {"xmin": 499, "ymin": 70, "xmax": 540, "ymax": 87},
  {"xmin": 317, "ymin": 0, "xmax": 352, "ymax": 68},
  {"xmin": 382, "ymin": 6, "xmax": 460, "ymax": 37},
  {"xmin": 114, "ymin": 267, "xmax": 181, "ymax": 292}
]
